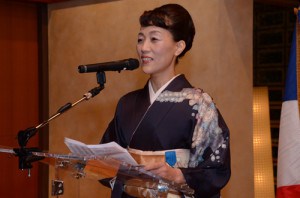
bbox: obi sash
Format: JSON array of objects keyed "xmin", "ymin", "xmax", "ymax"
[{"xmin": 128, "ymin": 148, "xmax": 190, "ymax": 168}]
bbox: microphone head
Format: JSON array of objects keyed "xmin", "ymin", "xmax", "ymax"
[
  {"xmin": 126, "ymin": 58, "xmax": 139, "ymax": 70},
  {"xmin": 77, "ymin": 58, "xmax": 139, "ymax": 73}
]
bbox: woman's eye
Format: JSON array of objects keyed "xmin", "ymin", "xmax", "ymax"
[
  {"xmin": 151, "ymin": 37, "xmax": 159, "ymax": 41},
  {"xmin": 137, "ymin": 38, "xmax": 143, "ymax": 43}
]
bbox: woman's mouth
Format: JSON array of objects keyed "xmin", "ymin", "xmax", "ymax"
[{"xmin": 141, "ymin": 57, "xmax": 153, "ymax": 64}]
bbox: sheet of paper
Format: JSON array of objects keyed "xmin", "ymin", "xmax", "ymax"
[{"xmin": 64, "ymin": 137, "xmax": 137, "ymax": 165}]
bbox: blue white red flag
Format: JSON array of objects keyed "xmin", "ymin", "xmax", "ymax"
[{"xmin": 277, "ymin": 18, "xmax": 300, "ymax": 197}]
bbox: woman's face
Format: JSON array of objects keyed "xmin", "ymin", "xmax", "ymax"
[{"xmin": 136, "ymin": 26, "xmax": 180, "ymax": 77}]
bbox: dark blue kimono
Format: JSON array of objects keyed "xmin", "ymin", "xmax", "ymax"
[{"xmin": 101, "ymin": 74, "xmax": 231, "ymax": 198}]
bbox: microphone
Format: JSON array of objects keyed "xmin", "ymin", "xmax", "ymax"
[{"xmin": 78, "ymin": 58, "xmax": 139, "ymax": 73}]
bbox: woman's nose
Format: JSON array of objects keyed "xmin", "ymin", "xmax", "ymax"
[{"xmin": 140, "ymin": 39, "xmax": 150, "ymax": 52}]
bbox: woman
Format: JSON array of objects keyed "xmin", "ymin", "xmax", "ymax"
[{"xmin": 101, "ymin": 4, "xmax": 230, "ymax": 198}]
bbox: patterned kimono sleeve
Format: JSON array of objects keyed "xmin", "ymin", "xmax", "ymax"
[{"xmin": 180, "ymin": 89, "xmax": 231, "ymax": 198}]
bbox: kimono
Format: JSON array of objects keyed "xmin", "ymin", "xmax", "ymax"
[{"xmin": 101, "ymin": 74, "xmax": 231, "ymax": 198}]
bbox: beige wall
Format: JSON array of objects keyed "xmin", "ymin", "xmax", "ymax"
[{"xmin": 48, "ymin": 0, "xmax": 253, "ymax": 197}]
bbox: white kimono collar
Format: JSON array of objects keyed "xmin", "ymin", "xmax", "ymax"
[{"xmin": 148, "ymin": 74, "xmax": 181, "ymax": 104}]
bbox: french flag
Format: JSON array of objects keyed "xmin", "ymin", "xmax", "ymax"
[{"xmin": 276, "ymin": 20, "xmax": 300, "ymax": 197}]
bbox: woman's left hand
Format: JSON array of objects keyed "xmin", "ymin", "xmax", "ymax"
[{"xmin": 143, "ymin": 162, "xmax": 186, "ymax": 184}]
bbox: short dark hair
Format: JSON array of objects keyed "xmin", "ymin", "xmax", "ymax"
[{"xmin": 139, "ymin": 4, "xmax": 195, "ymax": 60}]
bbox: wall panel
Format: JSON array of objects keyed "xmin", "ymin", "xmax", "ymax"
[{"xmin": 0, "ymin": 1, "xmax": 39, "ymax": 197}]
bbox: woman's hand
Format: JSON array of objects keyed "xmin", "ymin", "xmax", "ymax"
[{"xmin": 143, "ymin": 162, "xmax": 186, "ymax": 184}]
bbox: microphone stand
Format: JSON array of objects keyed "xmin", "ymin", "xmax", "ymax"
[{"xmin": 13, "ymin": 71, "xmax": 106, "ymax": 176}]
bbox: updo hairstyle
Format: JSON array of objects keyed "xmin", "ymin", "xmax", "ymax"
[{"xmin": 139, "ymin": 4, "xmax": 195, "ymax": 60}]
